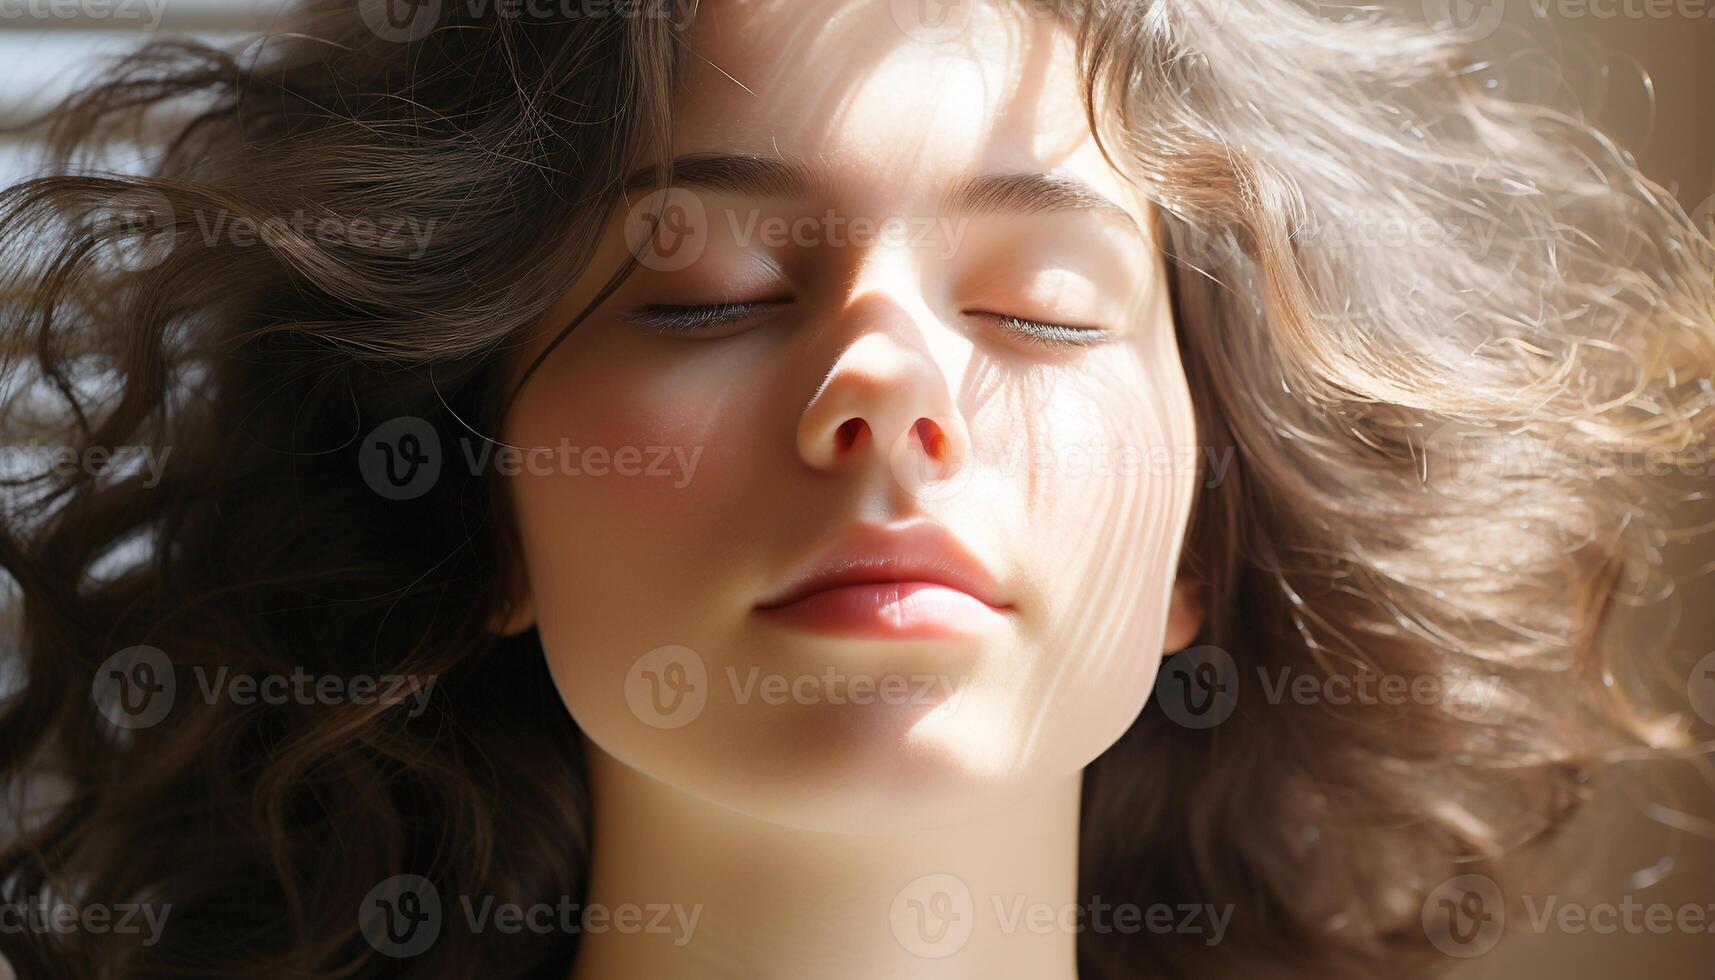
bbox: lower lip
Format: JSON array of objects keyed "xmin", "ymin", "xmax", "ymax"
[{"xmin": 757, "ymin": 582, "xmax": 1010, "ymax": 638}]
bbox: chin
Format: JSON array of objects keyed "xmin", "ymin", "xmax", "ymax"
[
  {"xmin": 708, "ymin": 752, "xmax": 1049, "ymax": 836},
  {"xmin": 680, "ymin": 696, "xmax": 1097, "ymax": 834}
]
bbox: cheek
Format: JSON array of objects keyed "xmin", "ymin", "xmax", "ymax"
[
  {"xmin": 503, "ymin": 341, "xmax": 765, "ymax": 529},
  {"xmin": 973, "ymin": 346, "xmax": 1197, "ymax": 770},
  {"xmin": 500, "ymin": 350, "xmax": 769, "ymax": 747},
  {"xmin": 994, "ymin": 347, "xmax": 1197, "ymax": 601}
]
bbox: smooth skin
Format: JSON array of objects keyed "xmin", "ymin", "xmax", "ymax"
[{"xmin": 500, "ymin": 1, "xmax": 1203, "ymax": 976}]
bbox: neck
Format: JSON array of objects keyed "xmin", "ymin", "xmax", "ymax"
[{"xmin": 567, "ymin": 740, "xmax": 1083, "ymax": 980}]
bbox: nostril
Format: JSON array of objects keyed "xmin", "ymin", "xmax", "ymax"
[
  {"xmin": 913, "ymin": 417, "xmax": 947, "ymax": 461},
  {"xmin": 835, "ymin": 417, "xmax": 868, "ymax": 454}
]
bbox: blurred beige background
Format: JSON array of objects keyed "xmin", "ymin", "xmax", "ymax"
[
  {"xmin": 0, "ymin": 1, "xmax": 1707, "ymax": 977},
  {"xmin": 1442, "ymin": 2, "xmax": 1715, "ymax": 978}
]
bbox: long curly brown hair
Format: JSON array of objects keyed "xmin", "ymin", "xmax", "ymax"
[{"xmin": 0, "ymin": 1, "xmax": 1710, "ymax": 977}]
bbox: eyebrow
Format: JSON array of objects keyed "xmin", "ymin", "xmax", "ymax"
[
  {"xmin": 622, "ymin": 154, "xmax": 1140, "ymax": 231},
  {"xmin": 943, "ymin": 172, "xmax": 1138, "ymax": 229},
  {"xmin": 622, "ymin": 154, "xmax": 827, "ymax": 198}
]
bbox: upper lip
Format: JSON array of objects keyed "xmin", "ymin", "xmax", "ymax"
[{"xmin": 756, "ymin": 521, "xmax": 1010, "ymax": 610}]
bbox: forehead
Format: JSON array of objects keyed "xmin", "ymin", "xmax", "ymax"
[{"xmin": 673, "ymin": 0, "xmax": 1139, "ymax": 219}]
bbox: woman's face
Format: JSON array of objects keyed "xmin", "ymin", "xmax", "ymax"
[{"xmin": 503, "ymin": 0, "xmax": 1201, "ymax": 832}]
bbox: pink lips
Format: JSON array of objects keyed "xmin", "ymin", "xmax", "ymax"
[{"xmin": 755, "ymin": 522, "xmax": 1012, "ymax": 638}]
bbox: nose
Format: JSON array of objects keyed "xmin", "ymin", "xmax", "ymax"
[{"xmin": 796, "ymin": 322, "xmax": 971, "ymax": 489}]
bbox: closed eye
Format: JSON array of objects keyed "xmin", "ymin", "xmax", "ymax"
[
  {"xmin": 618, "ymin": 301, "xmax": 1110, "ymax": 348},
  {"xmin": 618, "ymin": 300, "xmax": 787, "ymax": 334},
  {"xmin": 973, "ymin": 312, "xmax": 1113, "ymax": 349}
]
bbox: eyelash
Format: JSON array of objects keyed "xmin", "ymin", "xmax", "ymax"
[
  {"xmin": 982, "ymin": 313, "xmax": 1111, "ymax": 349},
  {"xmin": 619, "ymin": 302, "xmax": 1111, "ymax": 348},
  {"xmin": 618, "ymin": 301, "xmax": 772, "ymax": 333}
]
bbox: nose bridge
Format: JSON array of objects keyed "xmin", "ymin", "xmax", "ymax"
[
  {"xmin": 839, "ymin": 310, "xmax": 940, "ymax": 411},
  {"xmin": 835, "ymin": 241, "xmax": 957, "ymax": 393}
]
